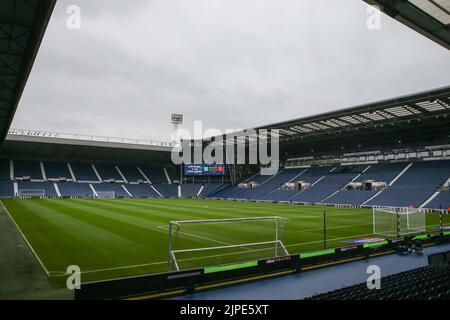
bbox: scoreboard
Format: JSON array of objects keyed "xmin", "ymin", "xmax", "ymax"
[{"xmin": 184, "ymin": 164, "xmax": 225, "ymax": 176}]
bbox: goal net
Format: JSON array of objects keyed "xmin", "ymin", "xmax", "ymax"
[
  {"xmin": 372, "ymin": 207, "xmax": 426, "ymax": 237},
  {"xmin": 96, "ymin": 191, "xmax": 116, "ymax": 199},
  {"xmin": 167, "ymin": 216, "xmax": 289, "ymax": 271},
  {"xmin": 18, "ymin": 189, "xmax": 45, "ymax": 198}
]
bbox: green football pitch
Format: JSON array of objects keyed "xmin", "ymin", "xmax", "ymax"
[{"xmin": 1, "ymin": 198, "xmax": 444, "ymax": 286}]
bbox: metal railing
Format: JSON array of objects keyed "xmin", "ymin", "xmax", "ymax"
[{"xmin": 8, "ymin": 128, "xmax": 174, "ymax": 148}]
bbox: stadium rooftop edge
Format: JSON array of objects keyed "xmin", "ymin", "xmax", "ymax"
[
  {"xmin": 364, "ymin": 0, "xmax": 450, "ymax": 50},
  {"xmin": 0, "ymin": 0, "xmax": 56, "ymax": 143}
]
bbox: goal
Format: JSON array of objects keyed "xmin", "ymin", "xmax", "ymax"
[
  {"xmin": 372, "ymin": 207, "xmax": 426, "ymax": 237},
  {"xmin": 167, "ymin": 216, "xmax": 289, "ymax": 272},
  {"xmin": 96, "ymin": 191, "xmax": 116, "ymax": 199},
  {"xmin": 18, "ymin": 189, "xmax": 45, "ymax": 198}
]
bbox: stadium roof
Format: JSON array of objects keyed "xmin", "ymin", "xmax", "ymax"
[
  {"xmin": 219, "ymin": 86, "xmax": 450, "ymax": 142},
  {"xmin": 0, "ymin": 0, "xmax": 56, "ymax": 143},
  {"xmin": 253, "ymin": 85, "xmax": 450, "ymax": 140},
  {"xmin": 211, "ymin": 86, "xmax": 450, "ymax": 159},
  {"xmin": 364, "ymin": 0, "xmax": 450, "ymax": 49},
  {"xmin": 0, "ymin": 131, "xmax": 173, "ymax": 164}
]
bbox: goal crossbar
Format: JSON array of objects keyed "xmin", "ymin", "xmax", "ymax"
[{"xmin": 170, "ymin": 216, "xmax": 285, "ymax": 225}]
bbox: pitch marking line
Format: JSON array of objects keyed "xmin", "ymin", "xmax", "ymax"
[{"xmin": 0, "ymin": 200, "xmax": 50, "ymax": 276}]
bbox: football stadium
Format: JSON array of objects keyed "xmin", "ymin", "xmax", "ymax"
[{"xmin": 1, "ymin": 0, "xmax": 450, "ymax": 303}]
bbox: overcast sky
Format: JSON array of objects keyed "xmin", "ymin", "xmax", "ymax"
[{"xmin": 12, "ymin": 0, "xmax": 450, "ymax": 142}]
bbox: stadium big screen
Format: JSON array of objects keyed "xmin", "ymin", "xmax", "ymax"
[{"xmin": 184, "ymin": 163, "xmax": 225, "ymax": 176}]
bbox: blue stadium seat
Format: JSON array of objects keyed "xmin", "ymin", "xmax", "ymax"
[
  {"xmin": 424, "ymin": 191, "xmax": 450, "ymax": 210},
  {"xmin": 0, "ymin": 159, "xmax": 10, "ymax": 181},
  {"xmin": 367, "ymin": 160, "xmax": 450, "ymax": 207},
  {"xmin": 117, "ymin": 165, "xmax": 146, "ymax": 182},
  {"xmin": 44, "ymin": 162, "xmax": 71, "ymax": 179},
  {"xmin": 93, "ymin": 183, "xmax": 130, "ymax": 197},
  {"xmin": 212, "ymin": 172, "xmax": 275, "ymax": 199},
  {"xmin": 17, "ymin": 181, "xmax": 57, "ymax": 196},
  {"xmin": 57, "ymin": 182, "xmax": 94, "ymax": 197},
  {"xmin": 94, "ymin": 164, "xmax": 123, "ymax": 181},
  {"xmin": 323, "ymin": 190, "xmax": 377, "ymax": 205},
  {"xmin": 140, "ymin": 167, "xmax": 168, "ymax": 184},
  {"xmin": 153, "ymin": 184, "xmax": 178, "ymax": 197},
  {"xmin": 201, "ymin": 183, "xmax": 227, "ymax": 197},
  {"xmin": 289, "ymin": 166, "xmax": 361, "ymax": 203},
  {"xmin": 125, "ymin": 184, "xmax": 161, "ymax": 198},
  {"xmin": 14, "ymin": 160, "xmax": 43, "ymax": 180},
  {"xmin": 0, "ymin": 181, "xmax": 14, "ymax": 198},
  {"xmin": 181, "ymin": 184, "xmax": 202, "ymax": 197},
  {"xmin": 70, "ymin": 163, "xmax": 99, "ymax": 181}
]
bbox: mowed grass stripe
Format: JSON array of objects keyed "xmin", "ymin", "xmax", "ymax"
[
  {"xmin": 9, "ymin": 200, "xmax": 152, "ymax": 271},
  {"xmin": 1, "ymin": 198, "xmax": 386, "ymax": 285},
  {"xmin": 41, "ymin": 199, "xmax": 166, "ymax": 256}
]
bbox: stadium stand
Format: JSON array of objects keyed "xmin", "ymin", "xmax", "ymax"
[
  {"xmin": 211, "ymin": 173, "xmax": 274, "ymax": 199},
  {"xmin": 201, "ymin": 183, "xmax": 227, "ymax": 197},
  {"xmin": 244, "ymin": 168, "xmax": 306, "ymax": 200},
  {"xmin": 14, "ymin": 160, "xmax": 43, "ymax": 180},
  {"xmin": 366, "ymin": 160, "xmax": 450, "ymax": 207},
  {"xmin": 154, "ymin": 184, "xmax": 178, "ymax": 197},
  {"xmin": 425, "ymin": 191, "xmax": 450, "ymax": 210},
  {"xmin": 140, "ymin": 166, "xmax": 168, "ymax": 184},
  {"xmin": 307, "ymin": 262, "xmax": 450, "ymax": 300},
  {"xmin": 17, "ymin": 181, "xmax": 57, "ymax": 197},
  {"xmin": 165, "ymin": 167, "xmax": 178, "ymax": 183},
  {"xmin": 57, "ymin": 182, "xmax": 94, "ymax": 198},
  {"xmin": 94, "ymin": 164, "xmax": 123, "ymax": 181},
  {"xmin": 1, "ymin": 157, "xmax": 449, "ymax": 209},
  {"xmin": 288, "ymin": 166, "xmax": 362, "ymax": 203},
  {"xmin": 125, "ymin": 184, "xmax": 161, "ymax": 198},
  {"xmin": 0, "ymin": 181, "xmax": 14, "ymax": 198},
  {"xmin": 322, "ymin": 163, "xmax": 408, "ymax": 205},
  {"xmin": 93, "ymin": 183, "xmax": 130, "ymax": 198},
  {"xmin": 0, "ymin": 159, "xmax": 10, "ymax": 181},
  {"xmin": 117, "ymin": 165, "xmax": 145, "ymax": 182},
  {"xmin": 323, "ymin": 190, "xmax": 378, "ymax": 206},
  {"xmin": 181, "ymin": 184, "xmax": 202, "ymax": 198},
  {"xmin": 265, "ymin": 166, "xmax": 332, "ymax": 201},
  {"xmin": 70, "ymin": 163, "xmax": 100, "ymax": 182},
  {"xmin": 44, "ymin": 162, "xmax": 72, "ymax": 180},
  {"xmin": 356, "ymin": 162, "xmax": 408, "ymax": 183}
]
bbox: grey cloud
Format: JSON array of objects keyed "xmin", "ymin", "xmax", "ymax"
[{"xmin": 12, "ymin": 0, "xmax": 450, "ymax": 142}]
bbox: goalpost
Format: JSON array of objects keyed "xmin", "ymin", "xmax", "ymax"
[
  {"xmin": 372, "ymin": 207, "xmax": 426, "ymax": 237},
  {"xmin": 96, "ymin": 191, "xmax": 116, "ymax": 199},
  {"xmin": 167, "ymin": 216, "xmax": 289, "ymax": 272},
  {"xmin": 18, "ymin": 189, "xmax": 45, "ymax": 198}
]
